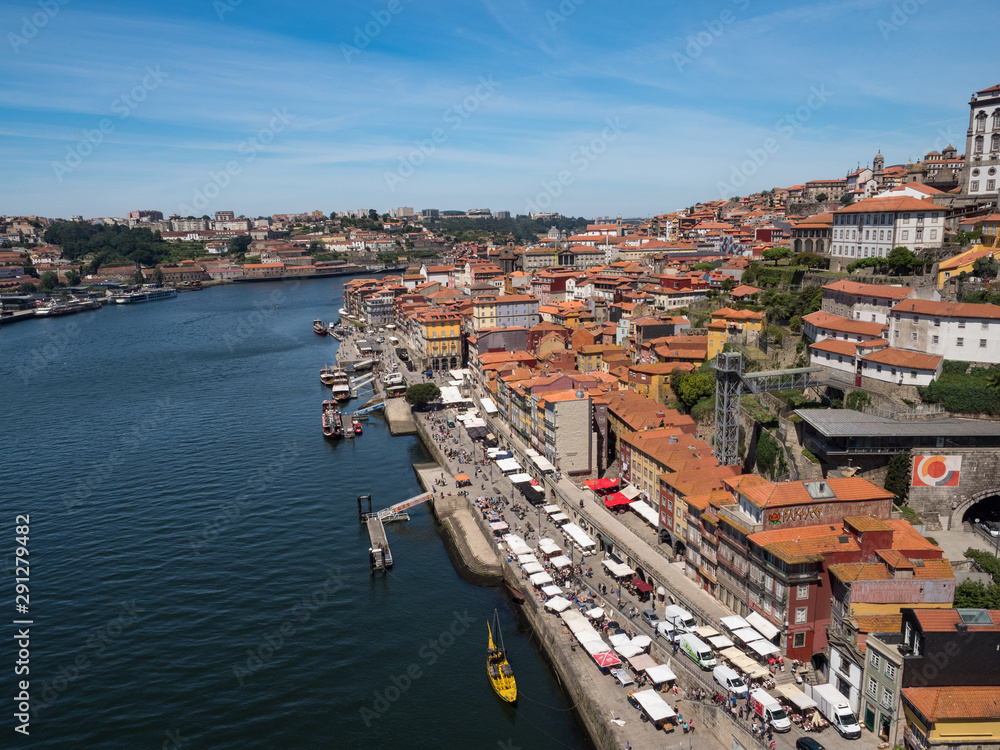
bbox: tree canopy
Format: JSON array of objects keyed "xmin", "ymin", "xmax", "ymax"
[
  {"xmin": 405, "ymin": 383, "xmax": 441, "ymax": 407},
  {"xmin": 761, "ymin": 247, "xmax": 792, "ymax": 265}
]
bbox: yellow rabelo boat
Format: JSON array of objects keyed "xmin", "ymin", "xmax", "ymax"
[{"xmin": 487, "ymin": 611, "xmax": 517, "ymax": 704}]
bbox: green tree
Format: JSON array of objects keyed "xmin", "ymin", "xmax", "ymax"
[
  {"xmin": 405, "ymin": 382, "xmax": 441, "ymax": 407},
  {"xmin": 153, "ymin": 267, "xmax": 165, "ymax": 284},
  {"xmin": 38, "ymin": 270, "xmax": 60, "ymax": 291},
  {"xmin": 793, "ymin": 252, "xmax": 827, "ymax": 269},
  {"xmin": 762, "ymin": 247, "xmax": 791, "ymax": 265},
  {"xmin": 883, "ymin": 452, "xmax": 912, "ymax": 504},
  {"xmin": 229, "ymin": 235, "xmax": 252, "ymax": 256},
  {"xmin": 132, "ymin": 268, "xmax": 146, "ymax": 285},
  {"xmin": 64, "ymin": 269, "xmax": 81, "ymax": 286},
  {"xmin": 692, "ymin": 262, "xmax": 714, "ymax": 272},
  {"xmin": 845, "ymin": 390, "xmax": 871, "ymax": 411},
  {"xmin": 720, "ymin": 277, "xmax": 737, "ymax": 293},
  {"xmin": 815, "ymin": 193, "xmax": 828, "ymax": 202},
  {"xmin": 368, "ymin": 209, "xmax": 379, "ymax": 222},
  {"xmin": 755, "ymin": 430, "xmax": 780, "ymax": 478},
  {"xmin": 886, "ymin": 246, "xmax": 917, "ymax": 275},
  {"xmin": 17, "ymin": 281, "xmax": 37, "ymax": 293},
  {"xmin": 674, "ymin": 371, "xmax": 715, "ymax": 412},
  {"xmin": 839, "ymin": 194, "xmax": 854, "ymax": 207},
  {"xmin": 973, "ymin": 254, "xmax": 999, "ymax": 280}
]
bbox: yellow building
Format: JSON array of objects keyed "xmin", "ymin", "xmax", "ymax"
[
  {"xmin": 707, "ymin": 307, "xmax": 766, "ymax": 359},
  {"xmin": 411, "ymin": 309, "xmax": 463, "ymax": 369},
  {"xmin": 902, "ymin": 686, "xmax": 1000, "ymax": 749},
  {"xmin": 627, "ymin": 362, "xmax": 694, "ymax": 404},
  {"xmin": 937, "ymin": 244, "xmax": 1000, "ymax": 289}
]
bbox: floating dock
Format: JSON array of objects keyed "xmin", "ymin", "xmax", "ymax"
[{"xmin": 358, "ymin": 492, "xmax": 432, "ymax": 574}]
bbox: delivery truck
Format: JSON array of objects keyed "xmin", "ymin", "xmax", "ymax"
[
  {"xmin": 677, "ymin": 633, "xmax": 716, "ymax": 670},
  {"xmin": 748, "ymin": 688, "xmax": 791, "ymax": 733},
  {"xmin": 804, "ymin": 683, "xmax": 862, "ymax": 739},
  {"xmin": 662, "ymin": 604, "xmax": 697, "ymax": 632}
]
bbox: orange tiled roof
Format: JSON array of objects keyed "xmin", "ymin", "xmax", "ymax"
[
  {"xmin": 726, "ymin": 475, "xmax": 894, "ymax": 508},
  {"xmin": 911, "ymin": 608, "xmax": 1000, "ymax": 632},
  {"xmin": 903, "ymin": 686, "xmax": 1000, "ymax": 722},
  {"xmin": 891, "ymin": 298, "xmax": 1000, "ymax": 320},
  {"xmin": 861, "ymin": 348, "xmax": 942, "ymax": 371},
  {"xmin": 821, "ymin": 279, "xmax": 914, "ymax": 299},
  {"xmin": 803, "ymin": 311, "xmax": 886, "ymax": 337}
]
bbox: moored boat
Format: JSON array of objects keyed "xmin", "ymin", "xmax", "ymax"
[
  {"xmin": 352, "ymin": 417, "xmax": 362, "ymax": 435},
  {"xmin": 330, "ymin": 368, "xmax": 351, "ymax": 401},
  {"xmin": 487, "ymin": 611, "xmax": 517, "ymax": 705},
  {"xmin": 313, "ymin": 319, "xmax": 328, "ymax": 335},
  {"xmin": 114, "ymin": 286, "xmax": 178, "ymax": 304},
  {"xmin": 320, "ymin": 365, "xmax": 336, "ymax": 386},
  {"xmin": 322, "ymin": 400, "xmax": 343, "ymax": 438}
]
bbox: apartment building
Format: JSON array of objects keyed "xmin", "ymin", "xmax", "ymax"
[{"xmin": 889, "ymin": 299, "xmax": 1000, "ymax": 364}]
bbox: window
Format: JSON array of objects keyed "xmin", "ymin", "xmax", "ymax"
[
  {"xmin": 957, "ymin": 338, "xmax": 964, "ymax": 347},
  {"xmin": 884, "ymin": 663, "xmax": 896, "ymax": 680},
  {"xmin": 795, "ymin": 607, "xmax": 808, "ymax": 624},
  {"xmin": 975, "ymin": 136, "xmax": 984, "ymax": 154},
  {"xmin": 797, "ymin": 584, "xmax": 809, "ymax": 600},
  {"xmin": 932, "ymin": 335, "xmax": 939, "ymax": 344},
  {"xmin": 881, "ymin": 687, "xmax": 893, "ymax": 709},
  {"xmin": 972, "ymin": 181, "xmax": 981, "ymax": 192},
  {"xmin": 868, "ymin": 676, "xmax": 878, "ymax": 697},
  {"xmin": 958, "ymin": 321, "xmax": 966, "ymax": 329},
  {"xmin": 894, "ymin": 330, "xmax": 899, "ymax": 339},
  {"xmin": 930, "ymin": 230, "xmax": 937, "ymax": 240},
  {"xmin": 901, "ymin": 230, "xmax": 908, "ymax": 240},
  {"xmin": 982, "ymin": 339, "xmax": 988, "ymax": 348},
  {"xmin": 869, "ymin": 651, "xmax": 881, "ymax": 669},
  {"xmin": 934, "ymin": 319, "xmax": 940, "ymax": 327},
  {"xmin": 911, "ymin": 332, "xmax": 917, "ymax": 341},
  {"xmin": 793, "ymin": 632, "xmax": 806, "ymax": 648},
  {"xmin": 977, "ymin": 115, "xmax": 986, "ymax": 133},
  {"xmin": 993, "ymin": 135, "xmax": 1000, "ymax": 153},
  {"xmin": 990, "ymin": 180, "xmax": 997, "ymax": 191}
]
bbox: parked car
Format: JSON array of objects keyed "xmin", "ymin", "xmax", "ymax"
[
  {"xmin": 641, "ymin": 609, "xmax": 661, "ymax": 628},
  {"xmin": 795, "ymin": 738, "xmax": 825, "ymax": 750}
]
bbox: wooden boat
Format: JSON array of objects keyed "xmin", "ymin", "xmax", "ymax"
[
  {"xmin": 313, "ymin": 319, "xmax": 327, "ymax": 335},
  {"xmin": 320, "ymin": 365, "xmax": 336, "ymax": 385},
  {"xmin": 322, "ymin": 400, "xmax": 343, "ymax": 439},
  {"xmin": 487, "ymin": 611, "xmax": 517, "ymax": 705},
  {"xmin": 352, "ymin": 417, "xmax": 363, "ymax": 435}
]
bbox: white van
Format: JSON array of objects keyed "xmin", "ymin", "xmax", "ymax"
[
  {"xmin": 749, "ymin": 688, "xmax": 791, "ymax": 732},
  {"xmin": 662, "ymin": 604, "xmax": 697, "ymax": 632},
  {"xmin": 677, "ymin": 633, "xmax": 716, "ymax": 670},
  {"xmin": 713, "ymin": 665, "xmax": 748, "ymax": 697}
]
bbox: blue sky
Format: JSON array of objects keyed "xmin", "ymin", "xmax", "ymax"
[{"xmin": 1, "ymin": 0, "xmax": 995, "ymax": 219}]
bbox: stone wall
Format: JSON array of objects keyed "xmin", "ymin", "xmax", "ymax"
[{"xmin": 908, "ymin": 447, "xmax": 1000, "ymax": 530}]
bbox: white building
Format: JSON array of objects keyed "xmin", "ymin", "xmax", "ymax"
[
  {"xmin": 820, "ymin": 280, "xmax": 916, "ymax": 325},
  {"xmin": 889, "ymin": 299, "xmax": 1000, "ymax": 364},
  {"xmin": 828, "ymin": 196, "xmax": 946, "ymax": 272},
  {"xmin": 803, "ymin": 311, "xmax": 886, "ymax": 344},
  {"xmin": 858, "ymin": 347, "xmax": 942, "ymax": 387},
  {"xmin": 964, "ymin": 84, "xmax": 1000, "ymax": 198}
]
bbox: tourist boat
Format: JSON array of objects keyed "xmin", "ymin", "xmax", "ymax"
[
  {"xmin": 313, "ymin": 319, "xmax": 328, "ymax": 335},
  {"xmin": 320, "ymin": 365, "xmax": 337, "ymax": 385},
  {"xmin": 330, "ymin": 369, "xmax": 351, "ymax": 401},
  {"xmin": 322, "ymin": 400, "xmax": 343, "ymax": 438},
  {"xmin": 352, "ymin": 417, "xmax": 363, "ymax": 435},
  {"xmin": 487, "ymin": 611, "xmax": 517, "ymax": 705},
  {"xmin": 114, "ymin": 286, "xmax": 178, "ymax": 304},
  {"xmin": 35, "ymin": 298, "xmax": 102, "ymax": 317}
]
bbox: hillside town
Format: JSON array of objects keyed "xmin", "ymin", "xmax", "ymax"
[{"xmin": 8, "ymin": 83, "xmax": 1000, "ymax": 750}]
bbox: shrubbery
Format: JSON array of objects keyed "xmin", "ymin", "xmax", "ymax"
[{"xmin": 920, "ymin": 364, "xmax": 1000, "ymax": 414}]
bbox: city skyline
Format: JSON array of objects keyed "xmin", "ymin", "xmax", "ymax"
[{"xmin": 1, "ymin": 0, "xmax": 995, "ymax": 218}]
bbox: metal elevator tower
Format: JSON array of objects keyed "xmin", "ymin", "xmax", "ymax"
[{"xmin": 713, "ymin": 350, "xmax": 823, "ymax": 467}]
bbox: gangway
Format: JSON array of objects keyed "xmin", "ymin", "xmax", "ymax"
[
  {"xmin": 358, "ymin": 492, "xmax": 433, "ymax": 573},
  {"xmin": 351, "ymin": 373, "xmax": 376, "ymax": 389},
  {"xmin": 354, "ymin": 401, "xmax": 385, "ymax": 417}
]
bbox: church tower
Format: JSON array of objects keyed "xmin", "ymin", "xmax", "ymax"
[{"xmin": 873, "ymin": 151, "xmax": 885, "ymax": 187}]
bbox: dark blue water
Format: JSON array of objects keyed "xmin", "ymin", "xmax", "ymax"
[{"xmin": 0, "ymin": 278, "xmax": 591, "ymax": 749}]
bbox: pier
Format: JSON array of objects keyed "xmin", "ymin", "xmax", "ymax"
[{"xmin": 358, "ymin": 492, "xmax": 432, "ymax": 574}]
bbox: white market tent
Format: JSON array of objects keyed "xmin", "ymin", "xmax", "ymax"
[
  {"xmin": 529, "ymin": 571, "xmax": 553, "ymax": 586},
  {"xmin": 632, "ymin": 689, "xmax": 676, "ymax": 722},
  {"xmin": 693, "ymin": 626, "xmax": 719, "ymax": 639},
  {"xmin": 489, "ymin": 521, "xmax": 509, "ymax": 532},
  {"xmin": 439, "ymin": 386, "xmax": 471, "ymax": 405},
  {"xmin": 522, "ymin": 562, "xmax": 544, "ymax": 575},
  {"xmin": 747, "ymin": 639, "xmax": 781, "ymax": 657},
  {"xmin": 550, "ymin": 512, "xmax": 569, "ymax": 525},
  {"xmin": 614, "ymin": 642, "xmax": 644, "ymax": 659},
  {"xmin": 630, "ymin": 500, "xmax": 659, "ymax": 526},
  {"xmin": 720, "ymin": 646, "xmax": 748, "ymax": 663},
  {"xmin": 585, "ymin": 607, "xmax": 606, "ymax": 620},
  {"xmin": 631, "ymin": 634, "xmax": 652, "ymax": 650},
  {"xmin": 602, "ymin": 558, "xmax": 635, "ymax": 579},
  {"xmin": 731, "ymin": 627, "xmax": 765, "ymax": 645},
  {"xmin": 503, "ymin": 534, "xmax": 532, "ymax": 556},
  {"xmin": 550, "ymin": 555, "xmax": 572, "ymax": 569},
  {"xmin": 620, "ymin": 485, "xmax": 641, "ymax": 500},
  {"xmin": 561, "ymin": 610, "xmax": 589, "ymax": 631},
  {"xmin": 538, "ymin": 538, "xmax": 561, "ymax": 555},
  {"xmin": 531, "ymin": 454, "xmax": 556, "ymax": 473},
  {"xmin": 544, "ymin": 596, "xmax": 572, "ymax": 613},
  {"xmin": 776, "ymin": 684, "xmax": 818, "ymax": 710},
  {"xmin": 517, "ymin": 553, "xmax": 537, "ymax": 564},
  {"xmin": 480, "ymin": 397, "xmax": 498, "ymax": 415},
  {"xmin": 745, "ymin": 612, "xmax": 781, "ymax": 641},
  {"xmin": 581, "ymin": 638, "xmax": 609, "ymax": 656},
  {"xmin": 448, "ymin": 368, "xmax": 470, "ymax": 380},
  {"xmin": 542, "ymin": 505, "xmax": 561, "ymax": 515},
  {"xmin": 561, "ymin": 522, "xmax": 596, "ymax": 550},
  {"xmin": 509, "ymin": 473, "xmax": 533, "ymax": 484},
  {"xmin": 608, "ymin": 633, "xmax": 631, "ymax": 648},
  {"xmin": 541, "ymin": 584, "xmax": 562, "ymax": 597},
  {"xmin": 720, "ymin": 615, "xmax": 751, "ymax": 632},
  {"xmin": 708, "ymin": 635, "xmax": 735, "ymax": 650},
  {"xmin": 576, "ymin": 628, "xmax": 604, "ymax": 646},
  {"xmin": 496, "ymin": 458, "xmax": 522, "ymax": 474},
  {"xmin": 644, "ymin": 664, "xmax": 677, "ymax": 685}
]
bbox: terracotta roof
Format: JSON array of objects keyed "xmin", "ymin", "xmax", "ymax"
[
  {"xmin": 937, "ymin": 245, "xmax": 1000, "ymax": 271},
  {"xmin": 844, "ymin": 515, "xmax": 893, "ymax": 533},
  {"xmin": 803, "ymin": 311, "xmax": 886, "ymax": 337},
  {"xmin": 861, "ymin": 348, "xmax": 942, "ymax": 371},
  {"xmin": 834, "ymin": 195, "xmax": 942, "ymax": 214},
  {"xmin": 828, "ymin": 563, "xmax": 891, "ymax": 582},
  {"xmin": 726, "ymin": 475, "xmax": 894, "ymax": 509},
  {"xmin": 821, "ymin": 279, "xmax": 913, "ymax": 299},
  {"xmin": 903, "ymin": 686, "xmax": 1000, "ymax": 722},
  {"xmin": 890, "ymin": 299, "xmax": 1000, "ymax": 320},
  {"xmin": 748, "ymin": 524, "xmax": 860, "ymax": 564},
  {"xmin": 852, "ymin": 614, "xmax": 902, "ymax": 633},
  {"xmin": 712, "ymin": 307, "xmax": 765, "ymax": 321},
  {"xmin": 809, "ymin": 338, "xmax": 888, "ymax": 357},
  {"xmin": 912, "ymin": 608, "xmax": 1000, "ymax": 632}
]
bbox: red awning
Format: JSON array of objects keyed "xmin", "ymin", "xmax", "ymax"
[
  {"xmin": 592, "ymin": 650, "xmax": 621, "ymax": 668},
  {"xmin": 630, "ymin": 578, "xmax": 654, "ymax": 593},
  {"xmin": 585, "ymin": 477, "xmax": 620, "ymax": 491},
  {"xmin": 604, "ymin": 492, "xmax": 634, "ymax": 508}
]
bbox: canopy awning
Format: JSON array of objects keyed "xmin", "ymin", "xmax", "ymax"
[
  {"xmin": 746, "ymin": 611, "xmax": 781, "ymax": 641},
  {"xmin": 631, "ymin": 689, "xmax": 675, "ymax": 721},
  {"xmin": 585, "ymin": 607, "xmax": 606, "ymax": 620},
  {"xmin": 604, "ymin": 492, "xmax": 634, "ymax": 508},
  {"xmin": 608, "ymin": 633, "xmax": 631, "ymax": 648},
  {"xmin": 466, "ymin": 426, "xmax": 488, "ymax": 440},
  {"xmin": 522, "ymin": 562, "xmax": 544, "ymax": 575},
  {"xmin": 747, "ymin": 639, "xmax": 781, "ymax": 657},
  {"xmin": 531, "ymin": 454, "xmax": 556, "ymax": 473},
  {"xmin": 776, "ymin": 684, "xmax": 818, "ymax": 710},
  {"xmin": 644, "ymin": 664, "xmax": 677, "ymax": 684},
  {"xmin": 503, "ymin": 534, "xmax": 532, "ymax": 556},
  {"xmin": 720, "ymin": 615, "xmax": 751, "ymax": 632},
  {"xmin": 693, "ymin": 626, "xmax": 719, "ymax": 639},
  {"xmin": 561, "ymin": 522, "xmax": 596, "ymax": 549},
  {"xmin": 544, "ymin": 596, "xmax": 572, "ymax": 612},
  {"xmin": 529, "ymin": 571, "xmax": 553, "ymax": 586},
  {"xmin": 621, "ymin": 485, "xmax": 641, "ymax": 500},
  {"xmin": 496, "ymin": 458, "xmax": 522, "ymax": 473},
  {"xmin": 517, "ymin": 553, "xmax": 538, "ymax": 564},
  {"xmin": 603, "ymin": 559, "xmax": 634, "ymax": 578},
  {"xmin": 720, "ymin": 646, "xmax": 748, "ymax": 663},
  {"xmin": 509, "ymin": 473, "xmax": 533, "ymax": 484},
  {"xmin": 576, "ymin": 628, "xmax": 604, "ymax": 646},
  {"xmin": 550, "ymin": 512, "xmax": 569, "ymax": 525},
  {"xmin": 631, "ymin": 634, "xmax": 651, "ymax": 650},
  {"xmin": 542, "ymin": 505, "xmax": 560, "ymax": 514},
  {"xmin": 731, "ymin": 627, "xmax": 764, "ymax": 644},
  {"xmin": 615, "ymin": 642, "xmax": 644, "ymax": 659},
  {"xmin": 489, "ymin": 521, "xmax": 509, "ymax": 532},
  {"xmin": 550, "ymin": 554, "xmax": 572, "ymax": 569},
  {"xmin": 708, "ymin": 635, "xmax": 734, "ymax": 650},
  {"xmin": 538, "ymin": 538, "xmax": 561, "ymax": 555},
  {"xmin": 627, "ymin": 653, "xmax": 658, "ymax": 672},
  {"xmin": 584, "ymin": 477, "xmax": 619, "ymax": 491},
  {"xmin": 540, "ymin": 584, "xmax": 562, "ymax": 597},
  {"xmin": 480, "ymin": 397, "xmax": 498, "ymax": 415},
  {"xmin": 630, "ymin": 578, "xmax": 654, "ymax": 593},
  {"xmin": 591, "ymin": 650, "xmax": 621, "ymax": 668},
  {"xmin": 629, "ymin": 500, "xmax": 659, "ymax": 526}
]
